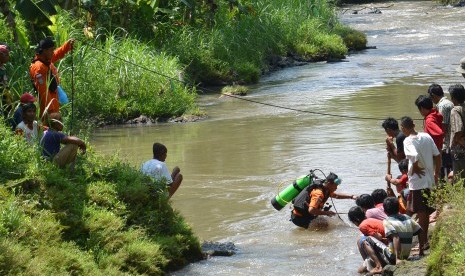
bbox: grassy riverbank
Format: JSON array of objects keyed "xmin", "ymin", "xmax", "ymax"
[
  {"xmin": 0, "ymin": 120, "xmax": 202, "ymax": 275},
  {"xmin": 426, "ymin": 183, "xmax": 465, "ymax": 275},
  {"xmin": 0, "ymin": 1, "xmax": 366, "ymax": 127}
]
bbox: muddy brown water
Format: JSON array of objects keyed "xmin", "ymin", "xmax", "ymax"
[{"xmin": 91, "ymin": 2, "xmax": 465, "ymax": 275}]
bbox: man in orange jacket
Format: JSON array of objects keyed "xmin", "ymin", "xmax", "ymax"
[{"xmin": 29, "ymin": 37, "xmax": 75, "ymax": 121}]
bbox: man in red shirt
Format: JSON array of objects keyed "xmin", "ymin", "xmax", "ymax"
[{"xmin": 415, "ymin": 95, "xmax": 444, "ymax": 151}]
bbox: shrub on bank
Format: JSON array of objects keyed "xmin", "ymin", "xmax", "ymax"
[
  {"xmin": 333, "ymin": 24, "xmax": 368, "ymax": 51},
  {"xmin": 0, "ymin": 120, "xmax": 202, "ymax": 275},
  {"xmin": 427, "ymin": 182, "xmax": 465, "ymax": 275}
]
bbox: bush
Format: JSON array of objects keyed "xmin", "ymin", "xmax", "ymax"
[{"xmin": 333, "ymin": 24, "xmax": 368, "ymax": 51}]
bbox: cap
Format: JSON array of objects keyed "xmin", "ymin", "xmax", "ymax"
[
  {"xmin": 36, "ymin": 37, "xmax": 55, "ymax": 53},
  {"xmin": 0, "ymin": 44, "xmax": 9, "ymax": 55},
  {"xmin": 457, "ymin": 57, "xmax": 465, "ymax": 74},
  {"xmin": 20, "ymin": 93, "xmax": 36, "ymax": 103}
]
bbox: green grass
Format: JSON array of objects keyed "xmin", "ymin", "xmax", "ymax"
[
  {"xmin": 64, "ymin": 34, "xmax": 197, "ymax": 125},
  {"xmin": 162, "ymin": 0, "xmax": 365, "ymax": 85},
  {"xmin": 427, "ymin": 182, "xmax": 465, "ymax": 275},
  {"xmin": 221, "ymin": 85, "xmax": 249, "ymax": 96},
  {"xmin": 0, "ymin": 1, "xmax": 366, "ymax": 129},
  {"xmin": 0, "ymin": 120, "xmax": 202, "ymax": 275}
]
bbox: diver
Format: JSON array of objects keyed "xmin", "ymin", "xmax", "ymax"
[{"xmin": 290, "ymin": 172, "xmax": 357, "ymax": 228}]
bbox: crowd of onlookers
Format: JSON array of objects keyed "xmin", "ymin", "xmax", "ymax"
[{"xmin": 347, "ymin": 57, "xmax": 465, "ymax": 275}]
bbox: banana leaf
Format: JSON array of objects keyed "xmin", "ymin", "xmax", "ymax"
[{"xmin": 14, "ymin": 0, "xmax": 53, "ymax": 27}]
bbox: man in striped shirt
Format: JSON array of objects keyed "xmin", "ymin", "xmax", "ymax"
[{"xmin": 383, "ymin": 197, "xmax": 422, "ymax": 261}]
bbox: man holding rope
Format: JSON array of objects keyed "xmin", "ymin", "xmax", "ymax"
[
  {"xmin": 290, "ymin": 172, "xmax": 357, "ymax": 228},
  {"xmin": 382, "ymin": 117, "xmax": 406, "ymax": 163},
  {"xmin": 30, "ymin": 37, "xmax": 75, "ymax": 122}
]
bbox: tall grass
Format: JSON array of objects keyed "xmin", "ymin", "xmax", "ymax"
[
  {"xmin": 0, "ymin": 1, "xmax": 366, "ymax": 127},
  {"xmin": 0, "ymin": 120, "xmax": 202, "ymax": 275},
  {"xmin": 0, "ymin": 10, "xmax": 198, "ymax": 127},
  {"xmin": 60, "ymin": 32, "xmax": 197, "ymax": 125},
  {"xmin": 163, "ymin": 0, "xmax": 360, "ymax": 85}
]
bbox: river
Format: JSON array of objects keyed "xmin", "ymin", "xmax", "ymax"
[{"xmin": 91, "ymin": 1, "xmax": 465, "ymax": 275}]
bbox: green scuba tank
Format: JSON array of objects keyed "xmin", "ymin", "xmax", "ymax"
[{"xmin": 271, "ymin": 174, "xmax": 312, "ymax": 211}]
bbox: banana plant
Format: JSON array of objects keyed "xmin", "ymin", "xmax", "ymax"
[{"xmin": 0, "ymin": 0, "xmax": 58, "ymax": 46}]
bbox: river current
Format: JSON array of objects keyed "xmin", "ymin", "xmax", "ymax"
[{"xmin": 91, "ymin": 2, "xmax": 465, "ymax": 275}]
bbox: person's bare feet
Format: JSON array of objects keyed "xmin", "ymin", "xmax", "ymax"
[
  {"xmin": 358, "ymin": 264, "xmax": 368, "ymax": 274},
  {"xmin": 365, "ymin": 267, "xmax": 383, "ymax": 276}
]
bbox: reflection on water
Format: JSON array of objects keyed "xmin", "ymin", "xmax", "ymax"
[{"xmin": 91, "ymin": 2, "xmax": 465, "ymax": 275}]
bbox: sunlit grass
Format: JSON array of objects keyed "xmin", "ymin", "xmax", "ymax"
[
  {"xmin": 0, "ymin": 120, "xmax": 202, "ymax": 275},
  {"xmin": 163, "ymin": 0, "xmax": 361, "ymax": 85}
]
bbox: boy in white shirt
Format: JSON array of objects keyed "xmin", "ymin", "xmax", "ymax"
[
  {"xmin": 141, "ymin": 142, "xmax": 183, "ymax": 198},
  {"xmin": 400, "ymin": 116, "xmax": 440, "ymax": 253}
]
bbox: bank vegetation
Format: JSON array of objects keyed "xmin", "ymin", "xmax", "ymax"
[
  {"xmin": 427, "ymin": 183, "xmax": 465, "ymax": 275},
  {"xmin": 1, "ymin": 0, "xmax": 366, "ymax": 126},
  {"xmin": 0, "ymin": 120, "xmax": 202, "ymax": 275}
]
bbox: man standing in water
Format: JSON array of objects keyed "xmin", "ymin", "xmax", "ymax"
[
  {"xmin": 457, "ymin": 57, "xmax": 465, "ymax": 79},
  {"xmin": 400, "ymin": 116, "xmax": 440, "ymax": 253},
  {"xmin": 382, "ymin": 118, "xmax": 406, "ymax": 163},
  {"xmin": 30, "ymin": 37, "xmax": 75, "ymax": 121},
  {"xmin": 290, "ymin": 172, "xmax": 357, "ymax": 229}
]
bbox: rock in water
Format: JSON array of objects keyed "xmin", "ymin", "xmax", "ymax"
[{"xmin": 201, "ymin": 241, "xmax": 237, "ymax": 257}]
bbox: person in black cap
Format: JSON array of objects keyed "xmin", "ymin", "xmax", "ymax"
[{"xmin": 29, "ymin": 37, "xmax": 75, "ymax": 122}]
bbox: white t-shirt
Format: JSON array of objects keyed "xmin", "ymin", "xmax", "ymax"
[
  {"xmin": 403, "ymin": 132, "xmax": 440, "ymax": 190},
  {"xmin": 16, "ymin": 121, "xmax": 39, "ymax": 145},
  {"xmin": 141, "ymin": 159, "xmax": 173, "ymax": 185}
]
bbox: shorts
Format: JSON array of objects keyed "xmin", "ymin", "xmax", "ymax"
[
  {"xmin": 358, "ymin": 235, "xmax": 369, "ymax": 257},
  {"xmin": 442, "ymin": 150, "xmax": 452, "ymax": 169},
  {"xmin": 290, "ymin": 211, "xmax": 314, "ymax": 229},
  {"xmin": 400, "ymin": 188, "xmax": 409, "ymax": 202},
  {"xmin": 441, "ymin": 150, "xmax": 453, "ymax": 178},
  {"xmin": 406, "ymin": 189, "xmax": 434, "ymax": 214},
  {"xmin": 365, "ymin": 237, "xmax": 395, "ymax": 265}
]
